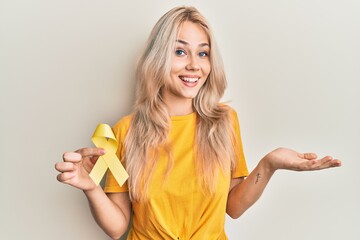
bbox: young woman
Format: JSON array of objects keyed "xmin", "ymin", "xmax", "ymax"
[{"xmin": 55, "ymin": 6, "xmax": 341, "ymax": 240}]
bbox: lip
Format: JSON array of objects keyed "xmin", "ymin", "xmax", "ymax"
[
  {"xmin": 179, "ymin": 75, "xmax": 200, "ymax": 83},
  {"xmin": 178, "ymin": 75, "xmax": 200, "ymax": 87}
]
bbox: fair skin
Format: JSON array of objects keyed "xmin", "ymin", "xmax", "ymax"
[
  {"xmin": 227, "ymin": 149, "xmax": 341, "ymax": 218},
  {"xmin": 57, "ymin": 149, "xmax": 131, "ymax": 239},
  {"xmin": 162, "ymin": 21, "xmax": 210, "ymax": 116},
  {"xmin": 55, "ymin": 21, "xmax": 341, "ymax": 239}
]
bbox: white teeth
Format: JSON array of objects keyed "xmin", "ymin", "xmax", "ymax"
[{"xmin": 180, "ymin": 77, "xmax": 199, "ymax": 83}]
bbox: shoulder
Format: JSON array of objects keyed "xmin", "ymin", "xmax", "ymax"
[
  {"xmin": 219, "ymin": 103, "xmax": 239, "ymax": 121},
  {"xmin": 219, "ymin": 104, "xmax": 241, "ymax": 131},
  {"xmin": 229, "ymin": 107, "xmax": 239, "ymax": 123},
  {"xmin": 112, "ymin": 114, "xmax": 133, "ymax": 139},
  {"xmin": 113, "ymin": 114, "xmax": 132, "ymax": 129},
  {"xmin": 227, "ymin": 105, "xmax": 238, "ymax": 117}
]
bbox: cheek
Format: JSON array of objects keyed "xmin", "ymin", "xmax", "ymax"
[
  {"xmin": 171, "ymin": 60, "xmax": 185, "ymax": 74},
  {"xmin": 203, "ymin": 62, "xmax": 211, "ymax": 77}
]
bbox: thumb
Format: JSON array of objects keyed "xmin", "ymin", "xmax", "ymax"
[{"xmin": 301, "ymin": 152, "xmax": 318, "ymax": 160}]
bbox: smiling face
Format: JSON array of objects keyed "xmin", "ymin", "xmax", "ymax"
[{"xmin": 162, "ymin": 21, "xmax": 211, "ymax": 115}]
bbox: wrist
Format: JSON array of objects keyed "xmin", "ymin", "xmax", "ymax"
[
  {"xmin": 260, "ymin": 153, "xmax": 277, "ymax": 174},
  {"xmin": 83, "ymin": 185, "xmax": 102, "ymax": 198}
]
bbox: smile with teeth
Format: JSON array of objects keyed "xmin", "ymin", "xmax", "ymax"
[{"xmin": 179, "ymin": 76, "xmax": 199, "ymax": 83}]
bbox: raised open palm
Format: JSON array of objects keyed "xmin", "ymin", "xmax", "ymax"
[{"xmin": 265, "ymin": 147, "xmax": 342, "ymax": 172}]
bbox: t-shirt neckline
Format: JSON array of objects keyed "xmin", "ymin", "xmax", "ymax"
[{"xmin": 170, "ymin": 112, "xmax": 196, "ymax": 121}]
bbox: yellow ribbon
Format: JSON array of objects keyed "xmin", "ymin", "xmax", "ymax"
[{"xmin": 89, "ymin": 124, "xmax": 129, "ymax": 186}]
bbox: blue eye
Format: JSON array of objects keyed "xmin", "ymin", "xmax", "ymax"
[
  {"xmin": 199, "ymin": 52, "xmax": 208, "ymax": 57},
  {"xmin": 175, "ymin": 49, "xmax": 185, "ymax": 56}
]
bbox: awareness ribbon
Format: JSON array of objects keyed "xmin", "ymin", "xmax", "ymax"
[{"xmin": 89, "ymin": 124, "xmax": 129, "ymax": 186}]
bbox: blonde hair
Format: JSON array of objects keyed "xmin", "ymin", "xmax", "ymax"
[{"xmin": 125, "ymin": 6, "xmax": 236, "ymax": 202}]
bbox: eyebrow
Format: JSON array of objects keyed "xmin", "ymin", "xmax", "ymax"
[{"xmin": 176, "ymin": 39, "xmax": 210, "ymax": 47}]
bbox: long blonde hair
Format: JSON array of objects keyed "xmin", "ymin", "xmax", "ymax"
[{"xmin": 125, "ymin": 6, "xmax": 236, "ymax": 202}]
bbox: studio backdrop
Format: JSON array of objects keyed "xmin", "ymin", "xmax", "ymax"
[{"xmin": 1, "ymin": 0, "xmax": 359, "ymax": 239}]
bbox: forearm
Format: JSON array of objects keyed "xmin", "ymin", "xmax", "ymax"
[
  {"xmin": 227, "ymin": 156, "xmax": 275, "ymax": 219},
  {"xmin": 83, "ymin": 186, "xmax": 129, "ymax": 239},
  {"xmin": 226, "ymin": 147, "xmax": 342, "ymax": 219}
]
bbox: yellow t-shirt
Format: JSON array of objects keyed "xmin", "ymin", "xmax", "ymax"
[{"xmin": 104, "ymin": 108, "xmax": 249, "ymax": 240}]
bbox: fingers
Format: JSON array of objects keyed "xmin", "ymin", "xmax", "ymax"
[
  {"xmin": 55, "ymin": 161, "xmax": 77, "ymax": 184},
  {"xmin": 55, "ymin": 160, "xmax": 79, "ymax": 185},
  {"xmin": 332, "ymin": 159, "xmax": 342, "ymax": 167},
  {"xmin": 56, "ymin": 153, "xmax": 80, "ymax": 181},
  {"xmin": 299, "ymin": 152, "xmax": 318, "ymax": 160},
  {"xmin": 56, "ymin": 148, "xmax": 104, "ymax": 189},
  {"xmin": 63, "ymin": 152, "xmax": 82, "ymax": 163},
  {"xmin": 55, "ymin": 162, "xmax": 76, "ymax": 172},
  {"xmin": 317, "ymin": 156, "xmax": 342, "ymax": 169},
  {"xmin": 56, "ymin": 172, "xmax": 75, "ymax": 183},
  {"xmin": 75, "ymin": 147, "xmax": 105, "ymax": 158},
  {"xmin": 61, "ymin": 148, "xmax": 105, "ymax": 165},
  {"xmin": 306, "ymin": 156, "xmax": 342, "ymax": 170}
]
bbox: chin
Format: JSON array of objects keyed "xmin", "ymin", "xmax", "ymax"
[{"xmin": 182, "ymin": 91, "xmax": 200, "ymax": 99}]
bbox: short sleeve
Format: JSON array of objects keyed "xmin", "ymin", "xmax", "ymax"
[
  {"xmin": 230, "ymin": 109, "xmax": 249, "ymax": 178},
  {"xmin": 103, "ymin": 116, "xmax": 131, "ymax": 193}
]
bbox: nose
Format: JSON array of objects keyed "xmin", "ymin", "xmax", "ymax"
[{"xmin": 185, "ymin": 55, "xmax": 200, "ymax": 71}]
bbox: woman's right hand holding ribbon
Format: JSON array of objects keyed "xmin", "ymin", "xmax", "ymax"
[{"xmin": 55, "ymin": 148, "xmax": 105, "ymax": 191}]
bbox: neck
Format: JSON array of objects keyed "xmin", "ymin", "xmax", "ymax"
[
  {"xmin": 163, "ymin": 94, "xmax": 193, "ymax": 116},
  {"xmin": 167, "ymin": 101, "xmax": 193, "ymax": 116}
]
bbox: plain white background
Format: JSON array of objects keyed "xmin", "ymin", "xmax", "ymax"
[{"xmin": 1, "ymin": 0, "xmax": 359, "ymax": 239}]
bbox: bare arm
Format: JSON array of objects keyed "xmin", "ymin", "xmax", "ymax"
[
  {"xmin": 226, "ymin": 159, "xmax": 274, "ymax": 218},
  {"xmin": 55, "ymin": 148, "xmax": 131, "ymax": 239},
  {"xmin": 226, "ymin": 147, "xmax": 342, "ymax": 219},
  {"xmin": 84, "ymin": 188, "xmax": 131, "ymax": 239}
]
